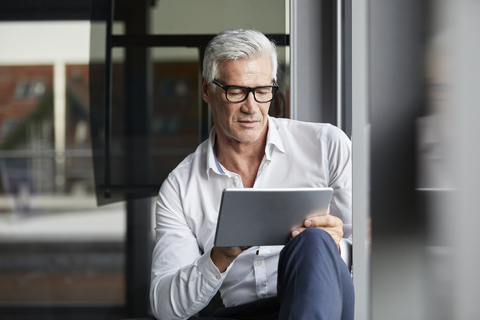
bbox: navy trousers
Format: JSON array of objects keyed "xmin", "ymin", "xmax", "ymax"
[{"xmin": 195, "ymin": 228, "xmax": 354, "ymax": 320}]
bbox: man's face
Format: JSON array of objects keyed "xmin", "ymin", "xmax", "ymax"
[{"xmin": 202, "ymin": 57, "xmax": 272, "ymax": 145}]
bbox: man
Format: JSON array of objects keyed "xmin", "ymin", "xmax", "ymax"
[{"xmin": 150, "ymin": 29, "xmax": 353, "ymax": 320}]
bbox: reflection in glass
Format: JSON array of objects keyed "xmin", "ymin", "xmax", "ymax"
[
  {"xmin": 1, "ymin": 0, "xmax": 289, "ymax": 316},
  {"xmin": 0, "ymin": 21, "xmax": 125, "ymax": 307},
  {"xmin": 90, "ymin": 0, "xmax": 289, "ymax": 203}
]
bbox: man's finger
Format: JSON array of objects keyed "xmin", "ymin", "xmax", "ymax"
[
  {"xmin": 305, "ymin": 214, "xmax": 341, "ymax": 228},
  {"xmin": 291, "ymin": 228, "xmax": 305, "ymax": 238}
]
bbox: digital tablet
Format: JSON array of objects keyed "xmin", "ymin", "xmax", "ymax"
[{"xmin": 214, "ymin": 187, "xmax": 333, "ymax": 247}]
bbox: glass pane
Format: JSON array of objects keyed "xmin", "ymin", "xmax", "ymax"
[
  {"xmin": 150, "ymin": 0, "xmax": 287, "ymax": 35},
  {"xmin": 151, "ymin": 47, "xmax": 202, "ymax": 180},
  {"xmin": 1, "ymin": 0, "xmax": 289, "ymax": 317},
  {"xmin": 91, "ymin": 0, "xmax": 289, "ymax": 204},
  {"xmin": 0, "ymin": 21, "xmax": 125, "ymax": 307},
  {"xmin": 150, "ymin": 0, "xmax": 289, "ymax": 119},
  {"xmin": 97, "ymin": 47, "xmax": 202, "ymax": 193}
]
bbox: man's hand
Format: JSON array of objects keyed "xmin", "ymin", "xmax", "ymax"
[
  {"xmin": 291, "ymin": 210, "xmax": 344, "ymax": 251},
  {"xmin": 211, "ymin": 246, "xmax": 250, "ymax": 273}
]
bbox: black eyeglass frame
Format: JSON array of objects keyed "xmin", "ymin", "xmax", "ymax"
[{"xmin": 212, "ymin": 79, "xmax": 279, "ymax": 103}]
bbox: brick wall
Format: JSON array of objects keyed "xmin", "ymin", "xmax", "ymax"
[{"xmin": 0, "ymin": 65, "xmax": 54, "ymax": 145}]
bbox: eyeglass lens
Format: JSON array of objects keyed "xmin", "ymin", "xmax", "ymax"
[{"xmin": 226, "ymin": 86, "xmax": 275, "ymax": 102}]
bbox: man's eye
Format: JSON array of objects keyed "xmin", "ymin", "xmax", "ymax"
[
  {"xmin": 256, "ymin": 89, "xmax": 272, "ymax": 96},
  {"xmin": 228, "ymin": 88, "xmax": 245, "ymax": 95}
]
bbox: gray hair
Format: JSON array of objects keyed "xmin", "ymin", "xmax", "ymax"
[{"xmin": 202, "ymin": 29, "xmax": 278, "ymax": 86}]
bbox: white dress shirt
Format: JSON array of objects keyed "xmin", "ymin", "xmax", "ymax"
[{"xmin": 150, "ymin": 116, "xmax": 352, "ymax": 320}]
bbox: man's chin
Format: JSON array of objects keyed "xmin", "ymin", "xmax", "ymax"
[
  {"xmin": 228, "ymin": 130, "xmax": 261, "ymax": 144},
  {"xmin": 227, "ymin": 124, "xmax": 267, "ymax": 144}
]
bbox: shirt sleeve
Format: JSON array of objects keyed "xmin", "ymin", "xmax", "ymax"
[
  {"xmin": 150, "ymin": 174, "xmax": 231, "ymax": 320},
  {"xmin": 322, "ymin": 125, "xmax": 352, "ymax": 241}
]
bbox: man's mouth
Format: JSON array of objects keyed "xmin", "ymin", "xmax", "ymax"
[{"xmin": 237, "ymin": 119, "xmax": 260, "ymax": 127}]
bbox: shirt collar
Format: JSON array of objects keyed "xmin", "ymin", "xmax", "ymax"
[
  {"xmin": 265, "ymin": 116, "xmax": 286, "ymax": 160},
  {"xmin": 206, "ymin": 127, "xmax": 221, "ymax": 178},
  {"xmin": 205, "ymin": 116, "xmax": 286, "ymax": 178}
]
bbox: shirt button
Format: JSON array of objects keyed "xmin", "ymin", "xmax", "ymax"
[
  {"xmin": 215, "ymin": 275, "xmax": 221, "ymax": 280},
  {"xmin": 259, "ymin": 295, "xmax": 266, "ymax": 299},
  {"xmin": 234, "ymin": 177, "xmax": 239, "ymax": 184},
  {"xmin": 201, "ymin": 298, "xmax": 206, "ymax": 302},
  {"xmin": 256, "ymin": 261, "xmax": 262, "ymax": 266}
]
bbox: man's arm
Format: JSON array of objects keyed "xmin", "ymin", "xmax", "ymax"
[
  {"xmin": 292, "ymin": 125, "xmax": 352, "ymax": 250},
  {"xmin": 325, "ymin": 125, "xmax": 352, "ymax": 240},
  {"xmin": 150, "ymin": 175, "xmax": 229, "ymax": 320}
]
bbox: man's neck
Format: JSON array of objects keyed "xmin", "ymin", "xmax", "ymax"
[{"xmin": 215, "ymin": 130, "xmax": 267, "ymax": 188}]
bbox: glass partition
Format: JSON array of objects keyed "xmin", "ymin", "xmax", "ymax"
[
  {"xmin": 1, "ymin": 1, "xmax": 289, "ymax": 318},
  {"xmin": 0, "ymin": 20, "xmax": 126, "ymax": 317},
  {"xmin": 90, "ymin": 0, "xmax": 289, "ymax": 204}
]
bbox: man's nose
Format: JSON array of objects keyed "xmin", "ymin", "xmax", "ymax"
[{"xmin": 241, "ymin": 91, "xmax": 259, "ymax": 113}]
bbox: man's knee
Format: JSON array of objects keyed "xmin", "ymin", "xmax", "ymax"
[
  {"xmin": 293, "ymin": 228, "xmax": 336, "ymax": 249},
  {"xmin": 280, "ymin": 228, "xmax": 339, "ymax": 266},
  {"xmin": 300, "ymin": 227, "xmax": 328, "ymax": 238}
]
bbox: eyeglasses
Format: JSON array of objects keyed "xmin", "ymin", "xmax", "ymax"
[{"xmin": 212, "ymin": 79, "xmax": 279, "ymax": 103}]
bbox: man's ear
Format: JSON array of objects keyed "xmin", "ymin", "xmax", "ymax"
[{"xmin": 201, "ymin": 78, "xmax": 211, "ymax": 104}]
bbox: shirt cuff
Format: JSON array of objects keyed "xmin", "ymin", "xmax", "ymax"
[
  {"xmin": 195, "ymin": 248, "xmax": 233, "ymax": 288},
  {"xmin": 340, "ymin": 238, "xmax": 352, "ymax": 269}
]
